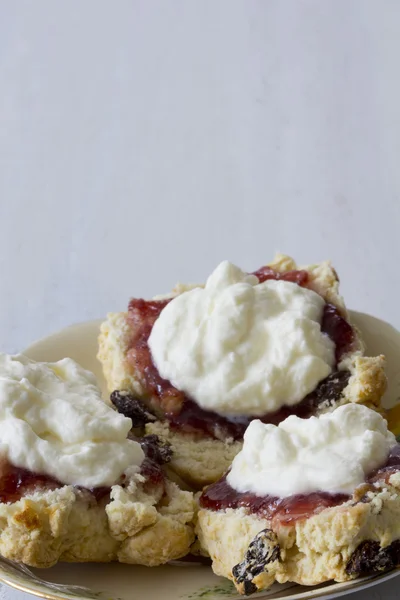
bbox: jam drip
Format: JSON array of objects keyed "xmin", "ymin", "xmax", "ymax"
[
  {"xmin": 125, "ymin": 265, "xmax": 355, "ymax": 440},
  {"xmin": 200, "ymin": 444, "xmax": 400, "ymax": 525}
]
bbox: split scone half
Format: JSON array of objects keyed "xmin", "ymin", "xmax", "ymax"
[
  {"xmin": 196, "ymin": 404, "xmax": 400, "ymax": 595},
  {"xmin": 0, "ymin": 354, "xmax": 195, "ymax": 568},
  {"xmin": 98, "ymin": 255, "xmax": 387, "ymax": 490}
]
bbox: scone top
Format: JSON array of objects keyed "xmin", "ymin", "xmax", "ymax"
[
  {"xmin": 0, "ymin": 353, "xmax": 144, "ymax": 488},
  {"xmin": 149, "ymin": 260, "xmax": 338, "ymax": 416},
  {"xmin": 227, "ymin": 404, "xmax": 396, "ymax": 498}
]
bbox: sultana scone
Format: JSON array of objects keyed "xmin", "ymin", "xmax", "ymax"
[
  {"xmin": 196, "ymin": 405, "xmax": 400, "ymax": 594},
  {"xmin": 0, "ymin": 353, "xmax": 195, "ymax": 568},
  {"xmin": 98, "ymin": 255, "xmax": 386, "ymax": 489},
  {"xmin": 0, "ymin": 458, "xmax": 195, "ymax": 568}
]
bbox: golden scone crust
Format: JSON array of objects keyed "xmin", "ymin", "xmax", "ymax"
[
  {"xmin": 97, "ymin": 255, "xmax": 387, "ymax": 488},
  {"xmin": 196, "ymin": 474, "xmax": 400, "ymax": 594},
  {"xmin": 97, "ymin": 312, "xmax": 143, "ymax": 400},
  {"xmin": 0, "ymin": 472, "xmax": 195, "ymax": 568}
]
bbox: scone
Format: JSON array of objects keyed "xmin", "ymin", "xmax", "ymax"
[
  {"xmin": 0, "ymin": 353, "xmax": 195, "ymax": 567},
  {"xmin": 196, "ymin": 404, "xmax": 400, "ymax": 595},
  {"xmin": 98, "ymin": 255, "xmax": 386, "ymax": 489}
]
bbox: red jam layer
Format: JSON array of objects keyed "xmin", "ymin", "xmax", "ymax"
[
  {"xmin": 126, "ymin": 265, "xmax": 355, "ymax": 440},
  {"xmin": 322, "ymin": 303, "xmax": 354, "ymax": 363},
  {"xmin": 199, "ymin": 444, "xmax": 400, "ymax": 525},
  {"xmin": 127, "ymin": 298, "xmax": 185, "ymax": 415},
  {"xmin": 0, "ymin": 437, "xmax": 167, "ymax": 504},
  {"xmin": 0, "ymin": 462, "xmax": 62, "ymax": 504},
  {"xmin": 167, "ymin": 370, "xmax": 350, "ymax": 440},
  {"xmin": 0, "ymin": 463, "xmax": 113, "ymax": 504},
  {"xmin": 252, "ymin": 266, "xmax": 309, "ymax": 286}
]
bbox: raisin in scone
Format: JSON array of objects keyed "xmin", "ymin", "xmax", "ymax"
[
  {"xmin": 0, "ymin": 354, "xmax": 195, "ymax": 568},
  {"xmin": 98, "ymin": 255, "xmax": 386, "ymax": 489},
  {"xmin": 196, "ymin": 405, "xmax": 400, "ymax": 594}
]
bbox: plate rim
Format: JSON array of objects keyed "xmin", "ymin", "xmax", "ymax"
[
  {"xmin": 1, "ymin": 563, "xmax": 400, "ymax": 600},
  {"xmin": 0, "ymin": 575, "xmax": 70, "ymax": 600}
]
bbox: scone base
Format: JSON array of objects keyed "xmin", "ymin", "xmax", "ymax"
[{"xmin": 196, "ymin": 474, "xmax": 400, "ymax": 595}]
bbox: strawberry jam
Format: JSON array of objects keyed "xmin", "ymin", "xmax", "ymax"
[
  {"xmin": 167, "ymin": 370, "xmax": 350, "ymax": 440},
  {"xmin": 125, "ymin": 265, "xmax": 355, "ymax": 440},
  {"xmin": 0, "ymin": 463, "xmax": 123, "ymax": 504},
  {"xmin": 321, "ymin": 303, "xmax": 354, "ymax": 362},
  {"xmin": 127, "ymin": 298, "xmax": 184, "ymax": 415},
  {"xmin": 0, "ymin": 462, "xmax": 108, "ymax": 503},
  {"xmin": 252, "ymin": 266, "xmax": 309, "ymax": 287},
  {"xmin": 199, "ymin": 474, "xmax": 348, "ymax": 525},
  {"xmin": 0, "ymin": 435, "xmax": 169, "ymax": 504},
  {"xmin": 199, "ymin": 444, "xmax": 400, "ymax": 524},
  {"xmin": 0, "ymin": 462, "xmax": 61, "ymax": 503}
]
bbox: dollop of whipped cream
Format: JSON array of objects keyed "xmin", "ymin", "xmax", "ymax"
[
  {"xmin": 227, "ymin": 404, "xmax": 396, "ymax": 497},
  {"xmin": 148, "ymin": 261, "xmax": 335, "ymax": 416},
  {"xmin": 0, "ymin": 354, "xmax": 144, "ymax": 488}
]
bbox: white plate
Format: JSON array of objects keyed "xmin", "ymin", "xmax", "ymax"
[{"xmin": 0, "ymin": 312, "xmax": 399, "ymax": 600}]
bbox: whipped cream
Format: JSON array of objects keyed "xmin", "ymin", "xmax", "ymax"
[
  {"xmin": 0, "ymin": 354, "xmax": 144, "ymax": 488},
  {"xmin": 227, "ymin": 404, "xmax": 396, "ymax": 497},
  {"xmin": 149, "ymin": 261, "xmax": 335, "ymax": 416}
]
